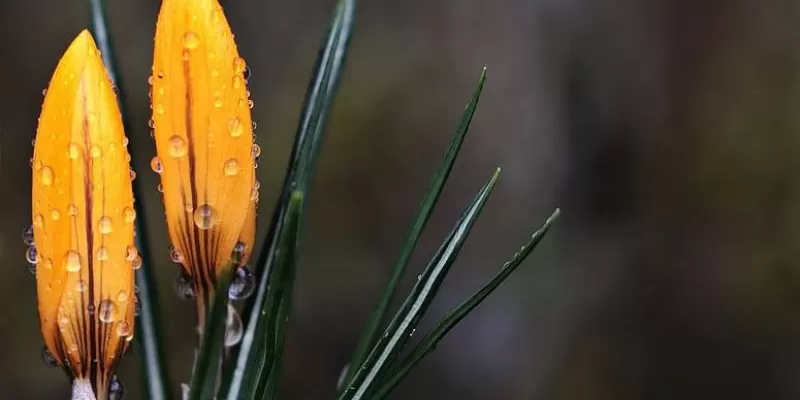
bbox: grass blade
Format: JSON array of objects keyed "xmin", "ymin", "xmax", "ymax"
[
  {"xmin": 341, "ymin": 67, "xmax": 488, "ymax": 390},
  {"xmin": 88, "ymin": 1, "xmax": 172, "ymax": 398},
  {"xmin": 370, "ymin": 208, "xmax": 561, "ymax": 399},
  {"xmin": 188, "ymin": 266, "xmax": 235, "ymax": 400},
  {"xmin": 219, "ymin": 0, "xmax": 356, "ymax": 396},
  {"xmin": 221, "ymin": 192, "xmax": 303, "ymax": 400},
  {"xmin": 254, "ymin": 192, "xmax": 304, "ymax": 399},
  {"xmin": 338, "ymin": 168, "xmax": 502, "ymax": 400}
]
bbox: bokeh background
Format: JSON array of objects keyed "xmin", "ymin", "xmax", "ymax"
[{"xmin": 3, "ymin": 0, "xmax": 800, "ymax": 399}]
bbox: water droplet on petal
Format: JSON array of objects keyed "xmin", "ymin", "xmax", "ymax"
[
  {"xmin": 150, "ymin": 156, "xmax": 163, "ymax": 174},
  {"xmin": 193, "ymin": 204, "xmax": 217, "ymax": 229},
  {"xmin": 155, "ymin": 104, "xmax": 165, "ymax": 114},
  {"xmin": 251, "ymin": 144, "xmax": 261, "ymax": 159},
  {"xmin": 116, "ymin": 290, "xmax": 129, "ymax": 303},
  {"xmin": 41, "ymin": 347, "xmax": 58, "ymax": 367},
  {"xmin": 248, "ymin": 99, "xmax": 254, "ymax": 109},
  {"xmin": 90, "ymin": 145, "xmax": 102, "ymax": 158},
  {"xmin": 224, "ymin": 304, "xmax": 243, "ymax": 347},
  {"xmin": 229, "ymin": 117, "xmax": 244, "ymax": 137},
  {"xmin": 50, "ymin": 208, "xmax": 61, "ymax": 221},
  {"xmin": 233, "ymin": 57, "xmax": 247, "ymax": 74},
  {"xmin": 129, "ymin": 169, "xmax": 136, "ymax": 181},
  {"xmin": 173, "ymin": 273, "xmax": 195, "ymax": 300},
  {"xmin": 123, "ymin": 207, "xmax": 136, "ymax": 223},
  {"xmin": 67, "ymin": 143, "xmax": 81, "ymax": 159},
  {"xmin": 224, "ymin": 159, "xmax": 240, "ymax": 176},
  {"xmin": 116, "ymin": 321, "xmax": 132, "ymax": 337},
  {"xmin": 132, "ymin": 255, "xmax": 143, "ymax": 270},
  {"xmin": 22, "ymin": 226, "xmax": 34, "ymax": 246},
  {"xmin": 40, "ymin": 166, "xmax": 54, "ymax": 186},
  {"xmin": 98, "ymin": 216, "xmax": 113, "ymax": 234},
  {"xmin": 168, "ymin": 135, "xmax": 187, "ymax": 157},
  {"xmin": 67, "ymin": 204, "xmax": 79, "ymax": 216},
  {"xmin": 65, "ymin": 250, "xmax": 81, "ymax": 272},
  {"xmin": 214, "ymin": 98, "xmax": 223, "ymax": 108},
  {"xmin": 125, "ymin": 246, "xmax": 138, "ymax": 262},
  {"xmin": 109, "ymin": 375, "xmax": 125, "ymax": 399},
  {"xmin": 33, "ymin": 214, "xmax": 44, "ymax": 228},
  {"xmin": 98, "ymin": 299, "xmax": 117, "ymax": 323},
  {"xmin": 26, "ymin": 246, "xmax": 38, "ymax": 264},
  {"xmin": 97, "ymin": 246, "xmax": 111, "ymax": 261},
  {"xmin": 169, "ymin": 246, "xmax": 183, "ymax": 263},
  {"xmin": 228, "ymin": 266, "xmax": 255, "ymax": 300},
  {"xmin": 232, "ymin": 76, "xmax": 243, "ymax": 89},
  {"xmin": 184, "ymin": 32, "xmax": 200, "ymax": 49},
  {"xmin": 76, "ymin": 280, "xmax": 86, "ymax": 292}
]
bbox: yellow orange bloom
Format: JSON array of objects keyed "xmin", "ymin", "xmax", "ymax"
[
  {"xmin": 151, "ymin": 0, "xmax": 258, "ymax": 315},
  {"xmin": 31, "ymin": 30, "xmax": 136, "ymax": 399}
]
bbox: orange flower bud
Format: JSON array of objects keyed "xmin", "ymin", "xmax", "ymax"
[
  {"xmin": 151, "ymin": 0, "xmax": 258, "ymax": 315},
  {"xmin": 31, "ymin": 30, "xmax": 136, "ymax": 399}
]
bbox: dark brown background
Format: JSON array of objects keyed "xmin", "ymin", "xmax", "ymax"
[{"xmin": 2, "ymin": 0, "xmax": 800, "ymax": 399}]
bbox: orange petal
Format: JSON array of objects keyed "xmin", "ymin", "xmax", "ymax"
[
  {"xmin": 151, "ymin": 0, "xmax": 257, "ymax": 305},
  {"xmin": 32, "ymin": 29, "xmax": 136, "ymax": 394}
]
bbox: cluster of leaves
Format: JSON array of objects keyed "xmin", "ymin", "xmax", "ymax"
[{"xmin": 90, "ymin": 0, "xmax": 558, "ymax": 398}]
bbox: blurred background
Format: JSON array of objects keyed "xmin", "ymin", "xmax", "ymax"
[{"xmin": 3, "ymin": 0, "xmax": 800, "ymax": 398}]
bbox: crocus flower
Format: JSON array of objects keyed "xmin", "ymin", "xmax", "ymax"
[
  {"xmin": 31, "ymin": 30, "xmax": 137, "ymax": 400},
  {"xmin": 151, "ymin": 0, "xmax": 258, "ymax": 326}
]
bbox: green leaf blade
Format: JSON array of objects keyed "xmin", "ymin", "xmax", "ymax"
[
  {"xmin": 341, "ymin": 67, "xmax": 488, "ymax": 390},
  {"xmin": 220, "ymin": 1, "xmax": 356, "ymax": 396},
  {"xmin": 371, "ymin": 208, "xmax": 561, "ymax": 399},
  {"xmin": 339, "ymin": 169, "xmax": 502, "ymax": 400}
]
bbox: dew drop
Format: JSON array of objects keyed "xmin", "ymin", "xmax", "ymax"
[
  {"xmin": 155, "ymin": 103, "xmax": 165, "ymax": 114},
  {"xmin": 98, "ymin": 299, "xmax": 116, "ymax": 323},
  {"xmin": 76, "ymin": 280, "xmax": 86, "ymax": 292},
  {"xmin": 26, "ymin": 246, "xmax": 38, "ymax": 264},
  {"xmin": 157, "ymin": 184, "xmax": 164, "ymax": 193},
  {"xmin": 134, "ymin": 297, "xmax": 141, "ymax": 316},
  {"xmin": 33, "ymin": 214, "xmax": 45, "ymax": 228},
  {"xmin": 193, "ymin": 204, "xmax": 217, "ymax": 229},
  {"xmin": 65, "ymin": 250, "xmax": 81, "ymax": 272},
  {"xmin": 131, "ymin": 255, "xmax": 143, "ymax": 270},
  {"xmin": 98, "ymin": 216, "xmax": 113, "ymax": 234},
  {"xmin": 41, "ymin": 88, "xmax": 48, "ymax": 97},
  {"xmin": 168, "ymin": 135, "xmax": 187, "ymax": 157},
  {"xmin": 173, "ymin": 273, "xmax": 195, "ymax": 300},
  {"xmin": 232, "ymin": 76, "xmax": 243, "ymax": 89},
  {"xmin": 224, "ymin": 159, "xmax": 240, "ymax": 176},
  {"xmin": 40, "ymin": 166, "xmax": 54, "ymax": 186},
  {"xmin": 233, "ymin": 57, "xmax": 247, "ymax": 74},
  {"xmin": 228, "ymin": 117, "xmax": 244, "ymax": 137},
  {"xmin": 116, "ymin": 290, "xmax": 129, "ymax": 303},
  {"xmin": 22, "ymin": 225, "xmax": 34, "ymax": 246},
  {"xmin": 211, "ymin": 69, "xmax": 220, "ymax": 77},
  {"xmin": 150, "ymin": 156, "xmax": 163, "ymax": 174},
  {"xmin": 251, "ymin": 144, "xmax": 261, "ymax": 159},
  {"xmin": 90, "ymin": 145, "xmax": 102, "ymax": 159},
  {"xmin": 148, "ymin": 118, "xmax": 155, "ymax": 129},
  {"xmin": 129, "ymin": 169, "xmax": 136, "ymax": 181},
  {"xmin": 50, "ymin": 208, "xmax": 61, "ymax": 221},
  {"xmin": 224, "ymin": 304, "xmax": 243, "ymax": 347},
  {"xmin": 248, "ymin": 99, "xmax": 254, "ymax": 109},
  {"xmin": 41, "ymin": 347, "xmax": 58, "ymax": 368},
  {"xmin": 67, "ymin": 143, "xmax": 81, "ymax": 160},
  {"xmin": 184, "ymin": 32, "xmax": 200, "ymax": 49},
  {"xmin": 214, "ymin": 98, "xmax": 223, "ymax": 108},
  {"xmin": 116, "ymin": 320, "xmax": 132, "ymax": 337},
  {"xmin": 251, "ymin": 121, "xmax": 257, "ymax": 131},
  {"xmin": 67, "ymin": 204, "xmax": 78, "ymax": 216},
  {"xmin": 96, "ymin": 247, "xmax": 109, "ymax": 261},
  {"xmin": 228, "ymin": 266, "xmax": 255, "ymax": 300},
  {"xmin": 122, "ymin": 207, "xmax": 136, "ymax": 223},
  {"xmin": 42, "ymin": 258, "xmax": 53, "ymax": 271},
  {"xmin": 109, "ymin": 375, "xmax": 124, "ymax": 399},
  {"xmin": 169, "ymin": 246, "xmax": 184, "ymax": 263}
]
